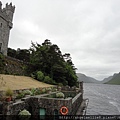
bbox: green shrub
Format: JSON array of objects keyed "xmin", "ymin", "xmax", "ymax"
[
  {"xmin": 51, "ymin": 87, "xmax": 57, "ymax": 92},
  {"xmin": 43, "ymin": 76, "xmax": 51, "ymax": 83},
  {"xmin": 58, "ymin": 83, "xmax": 63, "ymax": 87},
  {"xmin": 16, "ymin": 93, "xmax": 25, "ymax": 99},
  {"xmin": 46, "ymin": 87, "xmax": 52, "ymax": 91},
  {"xmin": 18, "ymin": 109, "xmax": 31, "ymax": 119},
  {"xmin": 24, "ymin": 90, "xmax": 32, "ymax": 95},
  {"xmin": 30, "ymin": 88, "xmax": 36, "ymax": 96},
  {"xmin": 56, "ymin": 92, "xmax": 65, "ymax": 98},
  {"xmin": 36, "ymin": 71, "xmax": 44, "ymax": 81},
  {"xmin": 44, "ymin": 76, "xmax": 56, "ymax": 84},
  {"xmin": 41, "ymin": 88, "xmax": 46, "ymax": 94},
  {"xmin": 35, "ymin": 89, "xmax": 41, "ymax": 95}
]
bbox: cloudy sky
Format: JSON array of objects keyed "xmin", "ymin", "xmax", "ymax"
[{"xmin": 1, "ymin": 0, "xmax": 120, "ymax": 80}]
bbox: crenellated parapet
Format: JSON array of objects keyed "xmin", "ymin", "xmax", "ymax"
[
  {"xmin": 0, "ymin": 1, "xmax": 15, "ymax": 23},
  {"xmin": 5, "ymin": 3, "xmax": 15, "ymax": 13}
]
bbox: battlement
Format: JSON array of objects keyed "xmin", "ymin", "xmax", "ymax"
[
  {"xmin": 5, "ymin": 3, "xmax": 15, "ymax": 13},
  {"xmin": 0, "ymin": 1, "xmax": 15, "ymax": 12},
  {"xmin": 0, "ymin": 1, "xmax": 15, "ymax": 21}
]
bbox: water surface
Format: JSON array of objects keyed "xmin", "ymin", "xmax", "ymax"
[{"xmin": 84, "ymin": 83, "xmax": 120, "ymax": 115}]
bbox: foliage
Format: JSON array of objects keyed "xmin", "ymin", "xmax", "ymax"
[
  {"xmin": 18, "ymin": 109, "xmax": 31, "ymax": 120},
  {"xmin": 56, "ymin": 92, "xmax": 65, "ymax": 98},
  {"xmin": 36, "ymin": 71, "xmax": 44, "ymax": 81},
  {"xmin": 5, "ymin": 88, "xmax": 13, "ymax": 96},
  {"xmin": 19, "ymin": 109, "xmax": 31, "ymax": 115},
  {"xmin": 46, "ymin": 87, "xmax": 52, "ymax": 91},
  {"xmin": 29, "ymin": 39, "xmax": 78, "ymax": 87},
  {"xmin": 7, "ymin": 48, "xmax": 17, "ymax": 58},
  {"xmin": 8, "ymin": 39, "xmax": 78, "ymax": 87},
  {"xmin": 34, "ymin": 89, "xmax": 41, "ymax": 95},
  {"xmin": 51, "ymin": 87, "xmax": 57, "ymax": 92},
  {"xmin": 44, "ymin": 76, "xmax": 56, "ymax": 85},
  {"xmin": 30, "ymin": 88, "xmax": 36, "ymax": 96},
  {"xmin": 58, "ymin": 83, "xmax": 63, "ymax": 87},
  {"xmin": 7, "ymin": 48, "xmax": 30, "ymax": 62},
  {"xmin": 41, "ymin": 88, "xmax": 46, "ymax": 94},
  {"xmin": 16, "ymin": 92, "xmax": 25, "ymax": 99},
  {"xmin": 30, "ymin": 88, "xmax": 41, "ymax": 95},
  {"xmin": 24, "ymin": 90, "xmax": 32, "ymax": 95},
  {"xmin": 30, "ymin": 73, "xmax": 35, "ymax": 79}
]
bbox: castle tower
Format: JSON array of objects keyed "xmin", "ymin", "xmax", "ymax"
[{"xmin": 0, "ymin": 1, "xmax": 15, "ymax": 55}]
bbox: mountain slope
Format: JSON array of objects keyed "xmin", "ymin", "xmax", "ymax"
[
  {"xmin": 77, "ymin": 73, "xmax": 100, "ymax": 83},
  {"xmin": 105, "ymin": 73, "xmax": 120, "ymax": 85},
  {"xmin": 101, "ymin": 76, "xmax": 113, "ymax": 83},
  {"xmin": 101, "ymin": 73, "xmax": 118, "ymax": 83}
]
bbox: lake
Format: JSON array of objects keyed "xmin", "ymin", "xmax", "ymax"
[{"xmin": 84, "ymin": 83, "xmax": 120, "ymax": 115}]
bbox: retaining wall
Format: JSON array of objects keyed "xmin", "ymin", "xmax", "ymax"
[{"xmin": 1, "ymin": 91, "xmax": 83, "ymax": 119}]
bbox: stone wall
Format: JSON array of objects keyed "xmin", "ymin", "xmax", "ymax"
[
  {"xmin": 59, "ymin": 81, "xmax": 83, "ymax": 93},
  {"xmin": 1, "ymin": 91, "xmax": 83, "ymax": 119},
  {"xmin": 0, "ymin": 82, "xmax": 84, "ymax": 119},
  {"xmin": 71, "ymin": 92, "xmax": 83, "ymax": 115},
  {"xmin": 1, "ymin": 56, "xmax": 27, "ymax": 75}
]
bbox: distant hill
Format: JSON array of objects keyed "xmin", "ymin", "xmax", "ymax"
[
  {"xmin": 101, "ymin": 73, "xmax": 118, "ymax": 83},
  {"xmin": 77, "ymin": 73, "xmax": 100, "ymax": 83},
  {"xmin": 105, "ymin": 72, "xmax": 120, "ymax": 85},
  {"xmin": 101, "ymin": 76, "xmax": 113, "ymax": 83}
]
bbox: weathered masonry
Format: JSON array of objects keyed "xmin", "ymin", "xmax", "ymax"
[
  {"xmin": 0, "ymin": 82, "xmax": 88, "ymax": 120},
  {"xmin": 0, "ymin": 1, "xmax": 15, "ymax": 55},
  {"xmin": 1, "ymin": 82, "xmax": 86, "ymax": 120}
]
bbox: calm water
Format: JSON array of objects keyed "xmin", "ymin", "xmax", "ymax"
[{"xmin": 84, "ymin": 83, "xmax": 120, "ymax": 115}]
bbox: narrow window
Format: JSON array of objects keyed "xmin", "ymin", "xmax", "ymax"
[{"xmin": 0, "ymin": 23, "xmax": 2, "ymax": 27}]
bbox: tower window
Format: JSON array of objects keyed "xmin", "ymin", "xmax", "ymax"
[{"xmin": 0, "ymin": 23, "xmax": 2, "ymax": 27}]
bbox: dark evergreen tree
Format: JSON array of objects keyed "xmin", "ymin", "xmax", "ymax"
[{"xmin": 29, "ymin": 39, "xmax": 78, "ymax": 86}]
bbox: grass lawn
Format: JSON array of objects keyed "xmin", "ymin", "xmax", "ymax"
[{"xmin": 0, "ymin": 74, "xmax": 53, "ymax": 91}]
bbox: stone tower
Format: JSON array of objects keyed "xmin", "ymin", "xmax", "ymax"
[{"xmin": 0, "ymin": 1, "xmax": 15, "ymax": 55}]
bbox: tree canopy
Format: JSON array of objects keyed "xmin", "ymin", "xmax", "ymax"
[
  {"xmin": 7, "ymin": 48, "xmax": 30, "ymax": 62},
  {"xmin": 29, "ymin": 39, "xmax": 78, "ymax": 87}
]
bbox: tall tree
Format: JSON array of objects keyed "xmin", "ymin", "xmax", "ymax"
[{"xmin": 29, "ymin": 40, "xmax": 78, "ymax": 86}]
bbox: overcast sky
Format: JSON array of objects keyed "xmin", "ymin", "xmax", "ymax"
[{"xmin": 1, "ymin": 0, "xmax": 120, "ymax": 80}]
